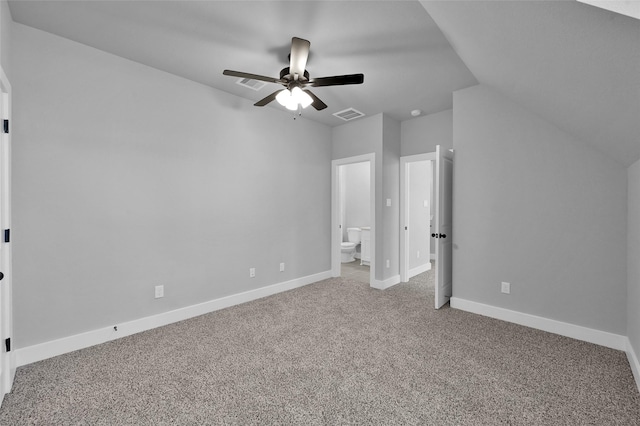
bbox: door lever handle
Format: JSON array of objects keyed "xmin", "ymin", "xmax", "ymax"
[{"xmin": 431, "ymin": 233, "xmax": 447, "ymax": 239}]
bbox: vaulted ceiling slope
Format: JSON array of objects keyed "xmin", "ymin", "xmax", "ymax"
[
  {"xmin": 7, "ymin": 1, "xmax": 477, "ymax": 127},
  {"xmin": 421, "ymin": 1, "xmax": 640, "ymax": 167}
]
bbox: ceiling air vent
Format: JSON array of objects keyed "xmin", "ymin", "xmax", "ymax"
[
  {"xmin": 333, "ymin": 108, "xmax": 365, "ymax": 121},
  {"xmin": 236, "ymin": 78, "xmax": 267, "ymax": 91}
]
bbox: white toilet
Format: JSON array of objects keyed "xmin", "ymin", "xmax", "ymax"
[{"xmin": 341, "ymin": 227, "xmax": 362, "ymax": 263}]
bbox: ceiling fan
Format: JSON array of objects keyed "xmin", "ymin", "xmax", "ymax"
[{"xmin": 223, "ymin": 37, "xmax": 364, "ymax": 112}]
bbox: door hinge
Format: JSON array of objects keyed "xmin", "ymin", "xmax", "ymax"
[
  {"xmin": 4, "ymin": 338, "xmax": 10, "ymax": 352},
  {"xmin": 4, "ymin": 229, "xmax": 9, "ymax": 243},
  {"xmin": 3, "ymin": 119, "xmax": 8, "ymax": 134}
]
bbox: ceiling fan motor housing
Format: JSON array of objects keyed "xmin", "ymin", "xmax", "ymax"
[{"xmin": 280, "ymin": 67, "xmax": 310, "ymax": 83}]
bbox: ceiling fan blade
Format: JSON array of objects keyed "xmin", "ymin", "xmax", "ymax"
[
  {"xmin": 254, "ymin": 90, "xmax": 282, "ymax": 107},
  {"xmin": 310, "ymin": 74, "xmax": 364, "ymax": 87},
  {"xmin": 289, "ymin": 37, "xmax": 310, "ymax": 78},
  {"xmin": 304, "ymin": 90, "xmax": 327, "ymax": 111},
  {"xmin": 223, "ymin": 70, "xmax": 282, "ymax": 84}
]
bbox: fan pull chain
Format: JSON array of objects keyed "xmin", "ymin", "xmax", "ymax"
[{"xmin": 293, "ymin": 104, "xmax": 302, "ymax": 120}]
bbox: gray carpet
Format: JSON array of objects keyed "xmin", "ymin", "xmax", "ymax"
[{"xmin": 1, "ymin": 268, "xmax": 639, "ymax": 425}]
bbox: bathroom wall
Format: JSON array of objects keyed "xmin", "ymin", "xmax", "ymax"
[
  {"xmin": 382, "ymin": 115, "xmax": 401, "ymax": 281},
  {"xmin": 332, "ymin": 113, "xmax": 402, "ymax": 283},
  {"xmin": 11, "ymin": 23, "xmax": 333, "ymax": 348},
  {"xmin": 333, "ymin": 114, "xmax": 383, "ymax": 280},
  {"xmin": 341, "ymin": 162, "xmax": 370, "ymax": 241},
  {"xmin": 452, "ymin": 84, "xmax": 627, "ymax": 334}
]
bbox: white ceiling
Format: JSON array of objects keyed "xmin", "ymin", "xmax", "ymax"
[
  {"xmin": 8, "ymin": 1, "xmax": 639, "ymax": 166},
  {"xmin": 422, "ymin": 0, "xmax": 640, "ymax": 167},
  {"xmin": 7, "ymin": 0, "xmax": 478, "ymax": 127}
]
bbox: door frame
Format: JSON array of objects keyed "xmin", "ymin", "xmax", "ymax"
[
  {"xmin": 400, "ymin": 152, "xmax": 435, "ymax": 282},
  {"xmin": 331, "ymin": 153, "xmax": 375, "ymax": 286},
  {"xmin": 0, "ymin": 64, "xmax": 13, "ymax": 403}
]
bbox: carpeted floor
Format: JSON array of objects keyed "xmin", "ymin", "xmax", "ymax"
[{"xmin": 1, "ymin": 267, "xmax": 639, "ymax": 425}]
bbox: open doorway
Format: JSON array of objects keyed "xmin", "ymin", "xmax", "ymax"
[
  {"xmin": 331, "ymin": 154, "xmax": 375, "ymax": 287},
  {"xmin": 400, "ymin": 153, "xmax": 435, "ymax": 283},
  {"xmin": 400, "ymin": 146, "xmax": 453, "ymax": 309},
  {"xmin": 338, "ymin": 161, "xmax": 371, "ymax": 283}
]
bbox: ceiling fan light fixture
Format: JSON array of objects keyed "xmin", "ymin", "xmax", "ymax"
[
  {"xmin": 276, "ymin": 89, "xmax": 298, "ymax": 110},
  {"xmin": 276, "ymin": 87, "xmax": 313, "ymax": 110},
  {"xmin": 276, "ymin": 89, "xmax": 292, "ymax": 107},
  {"xmin": 292, "ymin": 87, "xmax": 313, "ymax": 109}
]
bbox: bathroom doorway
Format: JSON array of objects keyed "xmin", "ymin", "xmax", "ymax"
[
  {"xmin": 331, "ymin": 154, "xmax": 375, "ymax": 287},
  {"xmin": 338, "ymin": 161, "xmax": 370, "ymax": 283}
]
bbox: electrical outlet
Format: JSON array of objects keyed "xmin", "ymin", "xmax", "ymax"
[
  {"xmin": 386, "ymin": 198, "xmax": 391, "ymax": 207},
  {"xmin": 249, "ymin": 268, "xmax": 256, "ymax": 278},
  {"xmin": 501, "ymin": 282, "xmax": 511, "ymax": 294},
  {"xmin": 386, "ymin": 259, "xmax": 390, "ymax": 268},
  {"xmin": 279, "ymin": 263, "xmax": 285, "ymax": 272},
  {"xmin": 155, "ymin": 285, "xmax": 164, "ymax": 299}
]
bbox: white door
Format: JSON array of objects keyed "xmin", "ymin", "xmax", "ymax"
[
  {"xmin": 0, "ymin": 68, "xmax": 13, "ymax": 403},
  {"xmin": 434, "ymin": 145, "xmax": 453, "ymax": 309}
]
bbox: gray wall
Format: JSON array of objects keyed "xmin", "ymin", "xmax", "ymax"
[
  {"xmin": 332, "ymin": 113, "xmax": 402, "ymax": 282},
  {"xmin": 332, "ymin": 114, "xmax": 382, "ymax": 161},
  {"xmin": 0, "ymin": 0, "xmax": 10, "ymax": 78},
  {"xmin": 332, "ymin": 114, "xmax": 383, "ymax": 280},
  {"xmin": 12, "ymin": 23, "xmax": 332, "ymax": 348},
  {"xmin": 629, "ymin": 159, "xmax": 640, "ymax": 357},
  {"xmin": 401, "ymin": 109, "xmax": 452, "ymax": 157},
  {"xmin": 382, "ymin": 115, "xmax": 401, "ymax": 280},
  {"xmin": 452, "ymin": 84, "xmax": 627, "ymax": 334}
]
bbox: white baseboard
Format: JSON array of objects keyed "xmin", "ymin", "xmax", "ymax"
[
  {"xmin": 627, "ymin": 338, "xmax": 640, "ymax": 392},
  {"xmin": 450, "ymin": 297, "xmax": 627, "ymax": 351},
  {"xmin": 408, "ymin": 262, "xmax": 432, "ymax": 279},
  {"xmin": 371, "ymin": 274, "xmax": 401, "ymax": 290},
  {"xmin": 15, "ymin": 270, "xmax": 332, "ymax": 367}
]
